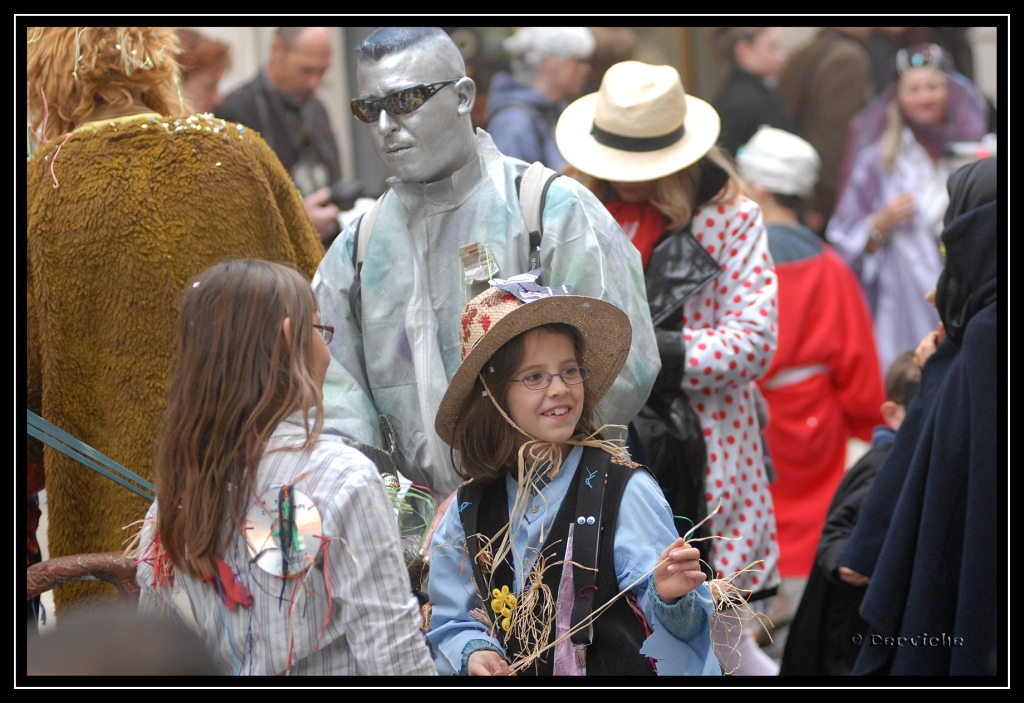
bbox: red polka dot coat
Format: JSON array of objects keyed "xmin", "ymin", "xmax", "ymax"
[{"xmin": 680, "ymin": 195, "xmax": 780, "ymax": 598}]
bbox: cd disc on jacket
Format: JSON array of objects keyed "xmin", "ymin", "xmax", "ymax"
[{"xmin": 243, "ymin": 487, "xmax": 323, "ymax": 577}]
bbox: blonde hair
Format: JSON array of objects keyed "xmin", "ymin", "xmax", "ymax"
[
  {"xmin": 27, "ymin": 27, "xmax": 184, "ymax": 144},
  {"xmin": 879, "ymin": 99, "xmax": 905, "ymax": 172},
  {"xmin": 568, "ymin": 144, "xmax": 750, "ymax": 231}
]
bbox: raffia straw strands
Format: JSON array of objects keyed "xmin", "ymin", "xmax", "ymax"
[
  {"xmin": 506, "ymin": 551, "xmax": 559, "ymax": 669},
  {"xmin": 509, "ymin": 548, "xmax": 665, "ymax": 673},
  {"xmin": 708, "ymin": 562, "xmax": 774, "ymax": 675},
  {"xmin": 122, "ymin": 518, "xmax": 146, "ymax": 559},
  {"xmin": 472, "ymin": 377, "xmax": 770, "ymax": 673},
  {"xmin": 29, "ymin": 85, "xmax": 53, "ymax": 145},
  {"xmin": 477, "ymin": 373, "xmax": 630, "ymax": 586},
  {"xmin": 50, "ymin": 131, "xmax": 73, "ymax": 188}
]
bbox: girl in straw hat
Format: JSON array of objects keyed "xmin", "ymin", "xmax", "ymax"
[
  {"xmin": 556, "ymin": 61, "xmax": 782, "ymax": 674},
  {"xmin": 425, "ymin": 279, "xmax": 720, "ymax": 676}
]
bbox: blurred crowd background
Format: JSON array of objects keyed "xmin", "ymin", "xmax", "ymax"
[{"xmin": 181, "ymin": 27, "xmax": 999, "ymax": 197}]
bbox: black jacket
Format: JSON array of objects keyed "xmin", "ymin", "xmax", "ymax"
[
  {"xmin": 840, "ymin": 197, "xmax": 999, "ymax": 676},
  {"xmin": 631, "ymin": 158, "xmax": 728, "ymax": 582},
  {"xmin": 780, "ymin": 439, "xmax": 892, "ymax": 676},
  {"xmin": 712, "ymin": 69, "xmax": 799, "ymax": 157},
  {"xmin": 216, "ymin": 71, "xmax": 341, "ymax": 188}
]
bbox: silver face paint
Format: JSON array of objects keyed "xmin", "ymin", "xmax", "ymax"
[{"xmin": 356, "ymin": 43, "xmax": 475, "ymax": 184}]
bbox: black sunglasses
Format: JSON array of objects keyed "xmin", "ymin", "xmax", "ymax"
[{"xmin": 350, "ymin": 79, "xmax": 459, "ymax": 123}]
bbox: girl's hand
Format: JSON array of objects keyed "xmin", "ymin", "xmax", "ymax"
[
  {"xmin": 653, "ymin": 537, "xmax": 706, "ymax": 604},
  {"xmin": 468, "ymin": 649, "xmax": 515, "ymax": 676}
]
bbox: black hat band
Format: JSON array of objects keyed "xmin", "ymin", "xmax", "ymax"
[{"xmin": 590, "ymin": 121, "xmax": 685, "ymax": 152}]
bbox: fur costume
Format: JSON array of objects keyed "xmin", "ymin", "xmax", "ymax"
[{"xmin": 27, "ymin": 113, "xmax": 323, "ymax": 611}]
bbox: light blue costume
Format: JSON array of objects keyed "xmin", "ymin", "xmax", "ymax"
[
  {"xmin": 426, "ymin": 445, "xmax": 721, "ymax": 676},
  {"xmin": 312, "ymin": 131, "xmax": 660, "ymax": 497}
]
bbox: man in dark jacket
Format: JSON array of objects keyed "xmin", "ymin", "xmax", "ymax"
[
  {"xmin": 217, "ymin": 27, "xmax": 342, "ymax": 243},
  {"xmin": 711, "ymin": 27, "xmax": 799, "ymax": 157}
]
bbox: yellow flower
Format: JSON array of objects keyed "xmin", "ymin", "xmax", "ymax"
[
  {"xmin": 501, "ymin": 617, "xmax": 511, "ymax": 632},
  {"xmin": 489, "ymin": 584, "xmax": 517, "ymax": 622}
]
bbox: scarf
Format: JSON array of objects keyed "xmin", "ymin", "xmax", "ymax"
[{"xmin": 606, "ymin": 200, "xmax": 666, "ymax": 270}]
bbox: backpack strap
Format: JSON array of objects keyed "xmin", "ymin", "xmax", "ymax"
[
  {"xmin": 456, "ymin": 480, "xmax": 490, "ymax": 604},
  {"xmin": 568, "ymin": 446, "xmax": 613, "ymax": 652},
  {"xmin": 348, "ymin": 192, "xmax": 387, "ymax": 330},
  {"xmin": 515, "ymin": 161, "xmax": 561, "ymax": 278},
  {"xmin": 353, "ymin": 191, "xmax": 387, "ymax": 271}
]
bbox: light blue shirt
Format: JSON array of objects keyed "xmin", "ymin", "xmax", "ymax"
[{"xmin": 426, "ymin": 445, "xmax": 721, "ymax": 675}]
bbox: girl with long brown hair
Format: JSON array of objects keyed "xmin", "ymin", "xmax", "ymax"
[{"xmin": 135, "ymin": 259, "xmax": 435, "ymax": 676}]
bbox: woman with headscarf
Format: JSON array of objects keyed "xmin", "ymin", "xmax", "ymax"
[
  {"xmin": 826, "ymin": 43, "xmax": 988, "ymax": 372},
  {"xmin": 26, "ymin": 27, "xmax": 323, "ymax": 614},
  {"xmin": 837, "ymin": 156, "xmax": 998, "ymax": 675}
]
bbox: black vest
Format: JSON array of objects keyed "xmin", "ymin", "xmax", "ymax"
[{"xmin": 458, "ymin": 448, "xmax": 656, "ymax": 676}]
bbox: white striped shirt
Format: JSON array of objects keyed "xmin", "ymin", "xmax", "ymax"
[{"xmin": 136, "ymin": 413, "xmax": 437, "ymax": 676}]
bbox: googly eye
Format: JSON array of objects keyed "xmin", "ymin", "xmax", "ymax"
[
  {"xmin": 586, "ymin": 516, "xmax": 596, "ymax": 525},
  {"xmin": 576, "ymin": 516, "xmax": 586, "ymax": 525}
]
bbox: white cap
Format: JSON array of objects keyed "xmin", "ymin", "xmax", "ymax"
[
  {"xmin": 503, "ymin": 27, "xmax": 595, "ymax": 63},
  {"xmin": 736, "ymin": 125, "xmax": 821, "ymax": 197}
]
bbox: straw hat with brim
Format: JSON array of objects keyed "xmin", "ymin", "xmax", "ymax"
[
  {"xmin": 555, "ymin": 60, "xmax": 721, "ymax": 183},
  {"xmin": 434, "ymin": 287, "xmax": 632, "ymax": 446}
]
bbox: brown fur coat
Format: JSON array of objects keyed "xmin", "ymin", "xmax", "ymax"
[{"xmin": 27, "ymin": 113, "xmax": 324, "ymax": 612}]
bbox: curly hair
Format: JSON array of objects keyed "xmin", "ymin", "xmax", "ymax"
[
  {"xmin": 175, "ymin": 28, "xmax": 229, "ymax": 81},
  {"xmin": 27, "ymin": 27, "xmax": 185, "ymax": 144}
]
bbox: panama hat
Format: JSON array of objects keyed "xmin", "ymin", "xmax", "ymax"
[
  {"xmin": 434, "ymin": 282, "xmax": 631, "ymax": 446},
  {"xmin": 555, "ymin": 60, "xmax": 721, "ymax": 183}
]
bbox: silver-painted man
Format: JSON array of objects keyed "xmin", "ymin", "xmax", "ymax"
[{"xmin": 313, "ymin": 27, "xmax": 659, "ymax": 497}]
